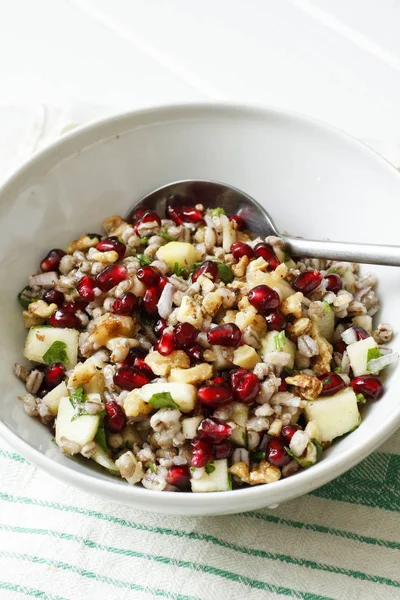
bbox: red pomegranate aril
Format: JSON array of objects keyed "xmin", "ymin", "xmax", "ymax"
[
  {"xmin": 48, "ymin": 308, "xmax": 81, "ymax": 329},
  {"xmin": 96, "ymin": 236, "xmax": 126, "ymax": 261},
  {"xmin": 131, "ymin": 207, "xmax": 147, "ymax": 223},
  {"xmin": 266, "ymin": 438, "xmax": 291, "ymax": 467},
  {"xmin": 153, "ymin": 318, "xmax": 168, "ymax": 338},
  {"xmin": 353, "ymin": 325, "xmax": 369, "ymax": 341},
  {"xmin": 133, "ymin": 210, "xmax": 161, "ymax": 234},
  {"xmin": 351, "ymin": 375, "xmax": 384, "ymax": 400},
  {"xmin": 292, "ymin": 270, "xmax": 322, "ymax": 295},
  {"xmin": 198, "ymin": 384, "xmax": 233, "ymax": 407},
  {"xmin": 324, "ymin": 273, "xmax": 343, "ymax": 293},
  {"xmin": 248, "ymin": 285, "xmax": 280, "ymax": 313},
  {"xmin": 186, "ymin": 343, "xmax": 204, "ymax": 363},
  {"xmin": 154, "ymin": 331, "xmax": 176, "ymax": 356},
  {"xmin": 192, "ymin": 260, "xmax": 219, "ymax": 283},
  {"xmin": 212, "ymin": 441, "xmax": 233, "ymax": 460},
  {"xmin": 166, "ymin": 203, "xmax": 183, "ymax": 225},
  {"xmin": 104, "ymin": 401, "xmax": 127, "ymax": 433},
  {"xmin": 278, "ymin": 379, "xmax": 288, "ymax": 392},
  {"xmin": 134, "ymin": 358, "xmax": 154, "ymax": 379},
  {"xmin": 112, "ymin": 292, "xmax": 139, "ymax": 315},
  {"xmin": 230, "ymin": 215, "xmax": 245, "ymax": 230},
  {"xmin": 319, "ymin": 372, "xmax": 345, "ymax": 396},
  {"xmin": 45, "ymin": 363, "xmax": 66, "ymax": 388},
  {"xmin": 142, "ymin": 286, "xmax": 160, "ymax": 315},
  {"xmin": 190, "ymin": 438, "xmax": 213, "ymax": 468},
  {"xmin": 254, "ymin": 243, "xmax": 280, "ymax": 270},
  {"xmin": 334, "ymin": 340, "xmax": 347, "ymax": 355},
  {"xmin": 43, "ymin": 288, "xmax": 64, "ymax": 306},
  {"xmin": 96, "ymin": 264, "xmax": 128, "ymax": 292},
  {"xmin": 197, "ymin": 418, "xmax": 232, "ymax": 443},
  {"xmin": 212, "ymin": 376, "xmax": 226, "ymax": 386},
  {"xmin": 137, "ymin": 266, "xmax": 160, "ymax": 286},
  {"xmin": 63, "ymin": 299, "xmax": 88, "ymax": 313},
  {"xmin": 265, "ymin": 310, "xmax": 285, "ymax": 331},
  {"xmin": 77, "ymin": 275, "xmax": 97, "ymax": 302},
  {"xmin": 158, "ymin": 276, "xmax": 169, "ymax": 290},
  {"xmin": 121, "ymin": 348, "xmax": 145, "ymax": 367},
  {"xmin": 207, "ymin": 323, "xmax": 242, "ymax": 347},
  {"xmin": 114, "ymin": 365, "xmax": 150, "ymax": 390},
  {"xmin": 165, "ymin": 466, "xmax": 190, "ymax": 489},
  {"xmin": 230, "ymin": 241, "xmax": 254, "ymax": 260},
  {"xmin": 40, "ymin": 248, "xmax": 66, "ymax": 272},
  {"xmin": 229, "ymin": 368, "xmax": 248, "ymax": 389},
  {"xmin": 181, "ymin": 206, "xmax": 203, "ymax": 223},
  {"xmin": 174, "ymin": 322, "xmax": 198, "ymax": 349},
  {"xmin": 233, "ymin": 371, "xmax": 261, "ymax": 404},
  {"xmin": 281, "ymin": 424, "xmax": 300, "ymax": 443}
]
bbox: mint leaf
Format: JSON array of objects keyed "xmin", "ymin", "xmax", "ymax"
[
  {"xmin": 250, "ymin": 451, "xmax": 266, "ymax": 462},
  {"xmin": 322, "ymin": 300, "xmax": 332, "ymax": 313},
  {"xmin": 140, "ymin": 237, "xmax": 149, "ymax": 246},
  {"xmin": 173, "ymin": 262, "xmax": 189, "ymax": 278},
  {"xmin": 311, "ymin": 438, "xmax": 323, "ymax": 461},
  {"xmin": 334, "ymin": 366, "xmax": 342, "ymax": 373},
  {"xmin": 69, "ymin": 385, "xmax": 90, "ymax": 420},
  {"xmin": 284, "ymin": 251, "xmax": 291, "ymax": 262},
  {"xmin": 133, "ymin": 253, "xmax": 152, "ymax": 266},
  {"xmin": 148, "ymin": 462, "xmax": 157, "ymax": 473},
  {"xmin": 18, "ymin": 286, "xmax": 39, "ymax": 309},
  {"xmin": 190, "ymin": 466, "xmax": 196, "ymax": 472},
  {"xmin": 94, "ymin": 420, "xmax": 108, "ymax": 453},
  {"xmin": 217, "ymin": 263, "xmax": 233, "ymax": 284},
  {"xmin": 274, "ymin": 331, "xmax": 286, "ymax": 351},
  {"xmin": 204, "ymin": 460, "xmax": 215, "ymax": 474},
  {"xmin": 356, "ymin": 393, "xmax": 367, "ymax": 404},
  {"xmin": 367, "ymin": 347, "xmax": 382, "ymax": 364},
  {"xmin": 42, "ymin": 341, "xmax": 68, "ymax": 365},
  {"xmin": 148, "ymin": 392, "xmax": 179, "ymax": 410},
  {"xmin": 210, "ymin": 207, "xmax": 226, "ymax": 217},
  {"xmin": 227, "ymin": 471, "xmax": 233, "ymax": 490}
]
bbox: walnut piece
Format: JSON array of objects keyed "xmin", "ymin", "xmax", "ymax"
[{"xmin": 285, "ymin": 373, "xmax": 323, "ymax": 400}]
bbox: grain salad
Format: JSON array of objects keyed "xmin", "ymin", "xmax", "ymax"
[{"xmin": 14, "ymin": 201, "xmax": 397, "ymax": 492}]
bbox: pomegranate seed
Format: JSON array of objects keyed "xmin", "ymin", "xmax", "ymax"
[
  {"xmin": 112, "ymin": 292, "xmax": 139, "ymax": 315},
  {"xmin": 186, "ymin": 343, "xmax": 204, "ymax": 363},
  {"xmin": 319, "ymin": 372, "xmax": 345, "ymax": 396},
  {"xmin": 40, "ymin": 248, "xmax": 66, "ymax": 272},
  {"xmin": 158, "ymin": 276, "xmax": 169, "ymax": 290},
  {"xmin": 48, "ymin": 308, "xmax": 81, "ymax": 329},
  {"xmin": 281, "ymin": 424, "xmax": 300, "ymax": 443},
  {"xmin": 43, "ymin": 288, "xmax": 64, "ymax": 306},
  {"xmin": 353, "ymin": 325, "xmax": 369, "ymax": 341},
  {"xmin": 351, "ymin": 375, "xmax": 384, "ymax": 400},
  {"xmin": 190, "ymin": 438, "xmax": 213, "ymax": 468},
  {"xmin": 334, "ymin": 341, "xmax": 347, "ymax": 355},
  {"xmin": 232, "ymin": 370, "xmax": 261, "ymax": 404},
  {"xmin": 192, "ymin": 260, "xmax": 219, "ymax": 283},
  {"xmin": 114, "ymin": 365, "xmax": 150, "ymax": 390},
  {"xmin": 77, "ymin": 275, "xmax": 97, "ymax": 302},
  {"xmin": 207, "ymin": 323, "xmax": 241, "ymax": 347},
  {"xmin": 181, "ymin": 206, "xmax": 203, "ymax": 223},
  {"xmin": 134, "ymin": 357, "xmax": 155, "ymax": 379},
  {"xmin": 278, "ymin": 379, "xmax": 288, "ymax": 392},
  {"xmin": 166, "ymin": 203, "xmax": 183, "ymax": 225},
  {"xmin": 154, "ymin": 331, "xmax": 176, "ymax": 356},
  {"xmin": 229, "ymin": 367, "xmax": 248, "ymax": 389},
  {"xmin": 142, "ymin": 286, "xmax": 160, "ymax": 315},
  {"xmin": 197, "ymin": 384, "xmax": 233, "ymax": 407},
  {"xmin": 265, "ymin": 310, "xmax": 285, "ymax": 331},
  {"xmin": 121, "ymin": 348, "xmax": 145, "ymax": 367},
  {"xmin": 212, "ymin": 376, "xmax": 227, "ymax": 386},
  {"xmin": 325, "ymin": 273, "xmax": 343, "ymax": 293},
  {"xmin": 131, "ymin": 207, "xmax": 147, "ymax": 223},
  {"xmin": 96, "ymin": 236, "xmax": 126, "ymax": 260},
  {"xmin": 154, "ymin": 318, "xmax": 168, "ymax": 338},
  {"xmin": 96, "ymin": 264, "xmax": 128, "ymax": 292},
  {"xmin": 254, "ymin": 243, "xmax": 280, "ymax": 270},
  {"xmin": 292, "ymin": 270, "xmax": 322, "ymax": 295},
  {"xmin": 137, "ymin": 266, "xmax": 160, "ymax": 286},
  {"xmin": 197, "ymin": 418, "xmax": 232, "ymax": 443},
  {"xmin": 165, "ymin": 465, "xmax": 190, "ymax": 489},
  {"xmin": 133, "ymin": 210, "xmax": 161, "ymax": 234},
  {"xmin": 104, "ymin": 401, "xmax": 127, "ymax": 433},
  {"xmin": 230, "ymin": 215, "xmax": 245, "ymax": 230},
  {"xmin": 230, "ymin": 241, "xmax": 254, "ymax": 260},
  {"xmin": 212, "ymin": 441, "xmax": 233, "ymax": 459},
  {"xmin": 63, "ymin": 299, "xmax": 88, "ymax": 313},
  {"xmin": 45, "ymin": 363, "xmax": 66, "ymax": 388},
  {"xmin": 266, "ymin": 438, "xmax": 291, "ymax": 467},
  {"xmin": 174, "ymin": 322, "xmax": 198, "ymax": 349},
  {"xmin": 248, "ymin": 285, "xmax": 280, "ymax": 313}
]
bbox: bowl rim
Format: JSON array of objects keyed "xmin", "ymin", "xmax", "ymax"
[{"xmin": 1, "ymin": 100, "xmax": 400, "ymax": 514}]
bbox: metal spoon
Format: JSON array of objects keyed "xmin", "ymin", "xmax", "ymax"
[{"xmin": 127, "ymin": 179, "xmax": 400, "ymax": 266}]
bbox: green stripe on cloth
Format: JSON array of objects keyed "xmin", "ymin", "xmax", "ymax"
[
  {"xmin": 0, "ymin": 448, "xmax": 28, "ymax": 464},
  {"xmin": 0, "ymin": 581, "xmax": 67, "ymax": 600}
]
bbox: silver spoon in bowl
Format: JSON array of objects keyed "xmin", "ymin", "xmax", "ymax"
[{"xmin": 127, "ymin": 179, "xmax": 400, "ymax": 266}]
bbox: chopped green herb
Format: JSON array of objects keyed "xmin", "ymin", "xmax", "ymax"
[
  {"xmin": 148, "ymin": 462, "xmax": 157, "ymax": 473},
  {"xmin": 190, "ymin": 466, "xmax": 196, "ymax": 472},
  {"xmin": 217, "ymin": 263, "xmax": 234, "ymax": 284},
  {"xmin": 282, "ymin": 367, "xmax": 295, "ymax": 376},
  {"xmin": 312, "ymin": 438, "xmax": 323, "ymax": 461},
  {"xmin": 118, "ymin": 237, "xmax": 125, "ymax": 244},
  {"xmin": 204, "ymin": 460, "xmax": 216, "ymax": 475},
  {"xmin": 327, "ymin": 267, "xmax": 338, "ymax": 274},
  {"xmin": 18, "ymin": 286, "xmax": 39, "ymax": 309},
  {"xmin": 356, "ymin": 393, "xmax": 367, "ymax": 404},
  {"xmin": 284, "ymin": 251, "xmax": 291, "ymax": 262},
  {"xmin": 94, "ymin": 420, "xmax": 108, "ymax": 453},
  {"xmin": 42, "ymin": 341, "xmax": 68, "ymax": 366},
  {"xmin": 250, "ymin": 451, "xmax": 266, "ymax": 462},
  {"xmin": 334, "ymin": 366, "xmax": 342, "ymax": 373},
  {"xmin": 210, "ymin": 207, "xmax": 226, "ymax": 217},
  {"xmin": 274, "ymin": 331, "xmax": 286, "ymax": 351},
  {"xmin": 367, "ymin": 347, "xmax": 382, "ymax": 366},
  {"xmin": 140, "ymin": 237, "xmax": 149, "ymax": 246},
  {"xmin": 227, "ymin": 471, "xmax": 233, "ymax": 490},
  {"xmin": 69, "ymin": 385, "xmax": 90, "ymax": 420},
  {"xmin": 173, "ymin": 262, "xmax": 189, "ymax": 278},
  {"xmin": 148, "ymin": 392, "xmax": 179, "ymax": 410},
  {"xmin": 133, "ymin": 253, "xmax": 152, "ymax": 266},
  {"xmin": 51, "ymin": 437, "xmax": 56, "ymax": 443},
  {"xmin": 322, "ymin": 300, "xmax": 332, "ymax": 313},
  {"xmin": 158, "ymin": 227, "xmax": 174, "ymax": 242}
]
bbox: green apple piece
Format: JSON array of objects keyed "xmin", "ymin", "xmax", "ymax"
[
  {"xmin": 304, "ymin": 388, "xmax": 361, "ymax": 442},
  {"xmin": 156, "ymin": 241, "xmax": 199, "ymax": 271},
  {"xmin": 140, "ymin": 382, "xmax": 196, "ymax": 412},
  {"xmin": 231, "ymin": 402, "xmax": 249, "ymax": 427},
  {"xmin": 42, "ymin": 381, "xmax": 68, "ymax": 416},
  {"xmin": 24, "ymin": 326, "xmax": 79, "ymax": 369},
  {"xmin": 315, "ymin": 303, "xmax": 335, "ymax": 342},
  {"xmin": 346, "ymin": 337, "xmax": 378, "ymax": 377},
  {"xmin": 352, "ymin": 315, "xmax": 373, "ymax": 334},
  {"xmin": 229, "ymin": 424, "xmax": 247, "ymax": 447},
  {"xmin": 190, "ymin": 459, "xmax": 230, "ymax": 492},
  {"xmin": 260, "ymin": 330, "xmax": 296, "ymax": 369},
  {"xmin": 55, "ymin": 395, "xmax": 100, "ymax": 451},
  {"xmin": 182, "ymin": 416, "xmax": 203, "ymax": 439},
  {"xmin": 90, "ymin": 444, "xmax": 120, "ymax": 473}
]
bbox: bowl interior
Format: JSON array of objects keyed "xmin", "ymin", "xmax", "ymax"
[{"xmin": 1, "ymin": 104, "xmax": 399, "ymax": 514}]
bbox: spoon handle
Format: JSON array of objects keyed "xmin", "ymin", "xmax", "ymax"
[{"xmin": 283, "ymin": 236, "xmax": 400, "ymax": 267}]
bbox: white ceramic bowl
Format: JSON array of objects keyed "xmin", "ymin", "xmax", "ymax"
[{"xmin": 1, "ymin": 103, "xmax": 400, "ymax": 516}]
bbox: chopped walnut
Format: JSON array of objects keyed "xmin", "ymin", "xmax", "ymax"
[
  {"xmin": 66, "ymin": 233, "xmax": 99, "ymax": 253},
  {"xmin": 90, "ymin": 250, "xmax": 119, "ymax": 264},
  {"xmin": 229, "ymin": 461, "xmax": 250, "ymax": 483},
  {"xmin": 280, "ymin": 292, "xmax": 304, "ymax": 319},
  {"xmin": 231, "ymin": 255, "xmax": 249, "ymax": 278},
  {"xmin": 286, "ymin": 317, "xmax": 311, "ymax": 339},
  {"xmin": 28, "ymin": 300, "xmax": 57, "ymax": 319},
  {"xmin": 285, "ymin": 373, "xmax": 323, "ymax": 400},
  {"xmin": 249, "ymin": 461, "xmax": 281, "ymax": 484},
  {"xmin": 310, "ymin": 319, "xmax": 333, "ymax": 376},
  {"xmin": 124, "ymin": 389, "xmax": 153, "ymax": 418},
  {"xmin": 202, "ymin": 290, "xmax": 223, "ymax": 316},
  {"xmin": 144, "ymin": 350, "xmax": 190, "ymax": 376}
]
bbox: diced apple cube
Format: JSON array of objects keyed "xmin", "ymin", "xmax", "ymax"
[
  {"xmin": 55, "ymin": 396, "xmax": 100, "ymax": 451},
  {"xmin": 24, "ymin": 326, "xmax": 79, "ymax": 369},
  {"xmin": 260, "ymin": 331, "xmax": 296, "ymax": 369},
  {"xmin": 90, "ymin": 444, "xmax": 120, "ymax": 473},
  {"xmin": 190, "ymin": 459, "xmax": 230, "ymax": 492},
  {"xmin": 182, "ymin": 416, "xmax": 203, "ymax": 439},
  {"xmin": 42, "ymin": 381, "xmax": 67, "ymax": 416},
  {"xmin": 304, "ymin": 388, "xmax": 361, "ymax": 442},
  {"xmin": 156, "ymin": 241, "xmax": 200, "ymax": 271},
  {"xmin": 233, "ymin": 345, "xmax": 261, "ymax": 369},
  {"xmin": 140, "ymin": 382, "xmax": 197, "ymax": 413},
  {"xmin": 347, "ymin": 337, "xmax": 378, "ymax": 376}
]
